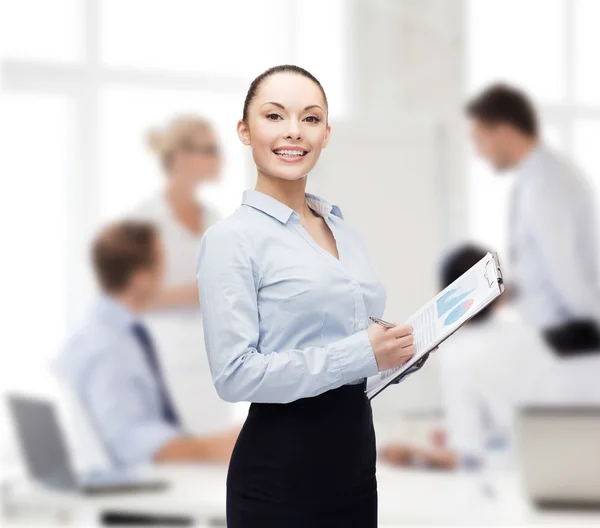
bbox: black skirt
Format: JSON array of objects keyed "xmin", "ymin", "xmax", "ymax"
[{"xmin": 226, "ymin": 382, "xmax": 377, "ymax": 528}]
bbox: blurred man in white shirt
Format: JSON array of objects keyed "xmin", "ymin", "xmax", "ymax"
[{"xmin": 466, "ymin": 84, "xmax": 600, "ymax": 355}]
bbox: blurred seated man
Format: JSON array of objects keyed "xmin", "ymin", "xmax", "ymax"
[
  {"xmin": 380, "ymin": 244, "xmax": 551, "ymax": 470},
  {"xmin": 58, "ymin": 221, "xmax": 238, "ymax": 466}
]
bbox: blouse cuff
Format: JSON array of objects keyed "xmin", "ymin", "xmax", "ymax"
[{"xmin": 330, "ymin": 330, "xmax": 379, "ymax": 383}]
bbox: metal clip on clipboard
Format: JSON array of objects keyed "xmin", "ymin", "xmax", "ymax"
[{"xmin": 484, "ymin": 252, "xmax": 504, "ymax": 291}]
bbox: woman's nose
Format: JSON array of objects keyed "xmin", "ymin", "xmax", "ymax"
[{"xmin": 285, "ymin": 120, "xmax": 302, "ymax": 140}]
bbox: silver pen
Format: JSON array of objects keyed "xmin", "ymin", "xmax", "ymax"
[{"xmin": 368, "ymin": 316, "xmax": 396, "ymax": 328}]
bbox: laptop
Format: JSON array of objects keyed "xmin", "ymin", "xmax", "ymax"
[
  {"xmin": 518, "ymin": 406, "xmax": 600, "ymax": 510},
  {"xmin": 7, "ymin": 394, "xmax": 168, "ymax": 495}
]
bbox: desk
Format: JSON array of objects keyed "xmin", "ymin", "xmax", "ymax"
[
  {"xmin": 377, "ymin": 465, "xmax": 600, "ymax": 526},
  {"xmin": 3, "ymin": 465, "xmax": 226, "ymax": 525},
  {"xmin": 5, "ymin": 464, "xmax": 600, "ymax": 527}
]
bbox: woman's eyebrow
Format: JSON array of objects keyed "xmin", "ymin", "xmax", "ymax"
[{"xmin": 261, "ymin": 102, "xmax": 324, "ymax": 111}]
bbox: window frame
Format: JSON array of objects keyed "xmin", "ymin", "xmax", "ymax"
[{"xmin": 467, "ymin": 0, "xmax": 600, "ymax": 255}]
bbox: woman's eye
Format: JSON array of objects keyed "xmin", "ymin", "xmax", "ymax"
[
  {"xmin": 266, "ymin": 113, "xmax": 282, "ymax": 121},
  {"xmin": 304, "ymin": 116, "xmax": 321, "ymax": 123}
]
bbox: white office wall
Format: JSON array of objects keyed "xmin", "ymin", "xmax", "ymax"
[{"xmin": 349, "ymin": 0, "xmax": 467, "ymax": 247}]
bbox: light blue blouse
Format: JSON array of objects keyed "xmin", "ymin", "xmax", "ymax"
[{"xmin": 196, "ymin": 190, "xmax": 387, "ymax": 404}]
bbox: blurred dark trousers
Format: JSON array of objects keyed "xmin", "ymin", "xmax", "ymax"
[{"xmin": 543, "ymin": 320, "xmax": 600, "ymax": 357}]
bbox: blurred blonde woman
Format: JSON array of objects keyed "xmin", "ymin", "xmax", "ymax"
[
  {"xmin": 136, "ymin": 115, "xmax": 222, "ymax": 310},
  {"xmin": 133, "ymin": 115, "xmax": 235, "ymax": 437}
]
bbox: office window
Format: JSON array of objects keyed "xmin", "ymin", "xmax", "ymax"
[
  {"xmin": 100, "ymin": 0, "xmax": 290, "ymax": 77},
  {"xmin": 574, "ymin": 120, "xmax": 600, "ymax": 195},
  {"xmin": 468, "ymin": 0, "xmax": 600, "ymax": 257},
  {"xmin": 467, "ymin": 158, "xmax": 513, "ymax": 259},
  {"xmin": 573, "ymin": 0, "xmax": 600, "ymax": 106},
  {"xmin": 0, "ymin": 94, "xmax": 73, "ymax": 389},
  {"xmin": 0, "ymin": 0, "xmax": 348, "ymax": 399},
  {"xmin": 294, "ymin": 0, "xmax": 348, "ymax": 119},
  {"xmin": 0, "ymin": 0, "xmax": 84, "ymax": 63},
  {"xmin": 468, "ymin": 0, "xmax": 566, "ymax": 104}
]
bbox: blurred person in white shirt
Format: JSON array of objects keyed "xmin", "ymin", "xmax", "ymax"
[
  {"xmin": 381, "ymin": 244, "xmax": 600, "ymax": 470},
  {"xmin": 466, "ymin": 84, "xmax": 600, "ymax": 355},
  {"xmin": 132, "ymin": 115, "xmax": 235, "ymax": 436},
  {"xmin": 134, "ymin": 115, "xmax": 222, "ymax": 311}
]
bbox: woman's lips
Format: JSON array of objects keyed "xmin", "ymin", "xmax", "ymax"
[{"xmin": 273, "ymin": 148, "xmax": 309, "ymax": 163}]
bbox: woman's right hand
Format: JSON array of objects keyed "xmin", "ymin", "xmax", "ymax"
[{"xmin": 367, "ymin": 323, "xmax": 415, "ymax": 372}]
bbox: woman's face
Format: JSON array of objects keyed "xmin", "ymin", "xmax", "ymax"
[
  {"xmin": 171, "ymin": 130, "xmax": 222, "ymax": 185},
  {"xmin": 238, "ymin": 73, "xmax": 330, "ymax": 182}
]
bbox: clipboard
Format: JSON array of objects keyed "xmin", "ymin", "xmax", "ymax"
[{"xmin": 366, "ymin": 252, "xmax": 505, "ymax": 400}]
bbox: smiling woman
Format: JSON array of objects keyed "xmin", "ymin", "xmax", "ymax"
[
  {"xmin": 196, "ymin": 65, "xmax": 418, "ymax": 527},
  {"xmin": 237, "ymin": 64, "xmax": 331, "ymax": 187}
]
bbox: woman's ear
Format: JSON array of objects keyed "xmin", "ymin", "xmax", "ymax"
[
  {"xmin": 322, "ymin": 123, "xmax": 332, "ymax": 149},
  {"xmin": 237, "ymin": 119, "xmax": 251, "ymax": 146}
]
